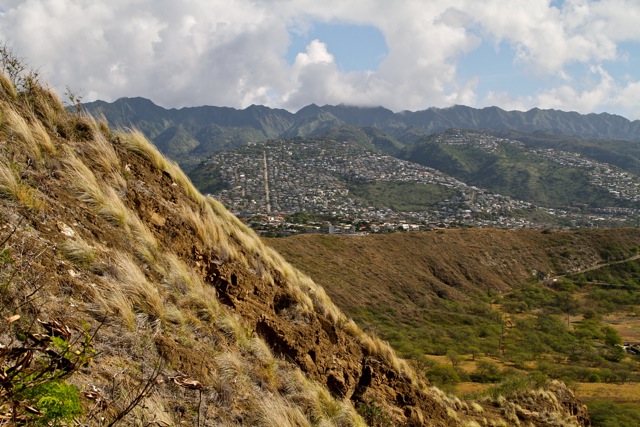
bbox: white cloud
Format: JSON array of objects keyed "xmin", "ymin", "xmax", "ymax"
[
  {"xmin": 482, "ymin": 65, "xmax": 640, "ymax": 120},
  {"xmin": 0, "ymin": 0, "xmax": 639, "ymax": 119}
]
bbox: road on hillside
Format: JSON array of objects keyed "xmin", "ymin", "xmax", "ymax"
[{"xmin": 549, "ymin": 253, "xmax": 640, "ymax": 281}]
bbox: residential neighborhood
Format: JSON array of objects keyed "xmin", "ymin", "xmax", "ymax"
[{"xmin": 200, "ymin": 134, "xmax": 640, "ymax": 236}]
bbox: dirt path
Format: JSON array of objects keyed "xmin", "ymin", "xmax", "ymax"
[{"xmin": 549, "ymin": 253, "xmax": 640, "ymax": 280}]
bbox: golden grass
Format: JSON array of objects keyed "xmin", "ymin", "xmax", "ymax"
[
  {"xmin": 575, "ymin": 382, "xmax": 640, "ymax": 403},
  {"xmin": 30, "ymin": 117, "xmax": 55, "ymax": 156},
  {"xmin": 93, "ymin": 279, "xmax": 137, "ymax": 331},
  {"xmin": 162, "ymin": 253, "xmax": 199, "ymax": 294},
  {"xmin": 110, "ymin": 252, "xmax": 165, "ymax": 322},
  {"xmin": 0, "ymin": 64, "xmax": 478, "ymax": 427},
  {"xmin": 126, "ymin": 212, "xmax": 159, "ymax": 264},
  {"xmin": 216, "ymin": 313, "xmax": 251, "ymax": 348},
  {"xmin": 118, "ymin": 129, "xmax": 168, "ymax": 171},
  {"xmin": 164, "ymin": 159, "xmax": 203, "ymax": 204},
  {"xmin": 60, "ymin": 237, "xmax": 97, "ymax": 268},
  {"xmin": 82, "ymin": 121, "xmax": 120, "ymax": 175},
  {"xmin": 248, "ymin": 335, "xmax": 275, "ymax": 367},
  {"xmin": 215, "ymin": 351, "xmax": 247, "ymax": 385},
  {"xmin": 63, "ymin": 151, "xmax": 130, "ymax": 226},
  {"xmin": 252, "ymin": 396, "xmax": 312, "ymax": 427},
  {"xmin": 275, "ymin": 369, "xmax": 366, "ymax": 427},
  {"xmin": 0, "ymin": 160, "xmax": 19, "ymax": 199},
  {"xmin": 97, "ymin": 187, "xmax": 129, "ymax": 227},
  {"xmin": 162, "ymin": 252, "xmax": 222, "ymax": 321},
  {"xmin": 63, "ymin": 150, "xmax": 107, "ymax": 203},
  {"xmin": 0, "ymin": 72, "xmax": 16, "ymax": 99},
  {"xmin": 1, "ymin": 106, "xmax": 39, "ymax": 160},
  {"xmin": 0, "ymin": 160, "xmax": 44, "ymax": 211}
]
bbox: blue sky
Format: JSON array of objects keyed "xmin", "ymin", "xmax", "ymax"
[
  {"xmin": 285, "ymin": 23, "xmax": 388, "ymax": 73},
  {"xmin": 1, "ymin": 0, "xmax": 640, "ymax": 120}
]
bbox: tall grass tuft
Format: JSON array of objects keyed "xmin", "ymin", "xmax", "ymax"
[
  {"xmin": 0, "ymin": 72, "xmax": 16, "ymax": 99},
  {"xmin": 0, "ymin": 160, "xmax": 19, "ymax": 199},
  {"xmin": 60, "ymin": 237, "xmax": 97, "ymax": 268},
  {"xmin": 110, "ymin": 252, "xmax": 165, "ymax": 322},
  {"xmin": 1, "ymin": 106, "xmax": 39, "ymax": 160},
  {"xmin": 0, "ymin": 160, "xmax": 44, "ymax": 211},
  {"xmin": 118, "ymin": 129, "xmax": 168, "ymax": 171}
]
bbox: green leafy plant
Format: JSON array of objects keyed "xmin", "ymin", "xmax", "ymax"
[
  {"xmin": 0, "ymin": 319, "xmax": 97, "ymax": 425},
  {"xmin": 356, "ymin": 400, "xmax": 392, "ymax": 427}
]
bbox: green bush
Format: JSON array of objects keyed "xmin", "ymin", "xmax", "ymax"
[
  {"xmin": 426, "ymin": 363, "xmax": 463, "ymax": 389},
  {"xmin": 587, "ymin": 401, "xmax": 640, "ymax": 427},
  {"xmin": 22, "ymin": 380, "xmax": 83, "ymax": 425},
  {"xmin": 482, "ymin": 373, "xmax": 548, "ymax": 399},
  {"xmin": 357, "ymin": 400, "xmax": 393, "ymax": 427}
]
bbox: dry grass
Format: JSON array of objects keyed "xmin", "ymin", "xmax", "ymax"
[
  {"xmin": 129, "ymin": 394, "xmax": 174, "ymax": 426},
  {"xmin": 63, "ymin": 150, "xmax": 130, "ymax": 227},
  {"xmin": 160, "ymin": 253, "xmax": 223, "ymax": 323},
  {"xmin": 164, "ymin": 159, "xmax": 203, "ymax": 204},
  {"xmin": 30, "ymin": 117, "xmax": 55, "ymax": 156},
  {"xmin": 1, "ymin": 106, "xmax": 39, "ymax": 160},
  {"xmin": 110, "ymin": 252, "xmax": 165, "ymax": 322},
  {"xmin": 216, "ymin": 313, "xmax": 251, "ymax": 348},
  {"xmin": 0, "ymin": 100, "xmax": 55, "ymax": 161},
  {"xmin": 252, "ymin": 396, "xmax": 312, "ymax": 427},
  {"xmin": 0, "ymin": 72, "xmax": 16, "ymax": 99},
  {"xmin": 0, "ymin": 160, "xmax": 44, "ymax": 211},
  {"xmin": 118, "ymin": 129, "xmax": 168, "ymax": 171},
  {"xmin": 0, "ymin": 160, "xmax": 19, "ymax": 199},
  {"xmin": 97, "ymin": 186, "xmax": 129, "ymax": 227},
  {"xmin": 92, "ymin": 278, "xmax": 137, "ymax": 331},
  {"xmin": 81, "ymin": 121, "xmax": 120, "ymax": 175},
  {"xmin": 60, "ymin": 237, "xmax": 97, "ymax": 268},
  {"xmin": 125, "ymin": 211, "xmax": 159, "ymax": 264},
  {"xmin": 575, "ymin": 382, "xmax": 640, "ymax": 403},
  {"xmin": 275, "ymin": 369, "xmax": 366, "ymax": 427},
  {"xmin": 63, "ymin": 150, "xmax": 108, "ymax": 201},
  {"xmin": 0, "ymin": 63, "xmax": 473, "ymax": 427}
]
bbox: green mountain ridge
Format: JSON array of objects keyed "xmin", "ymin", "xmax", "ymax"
[
  {"xmin": 401, "ymin": 130, "xmax": 637, "ymax": 209},
  {"xmin": 82, "ymin": 97, "xmax": 640, "ymax": 164}
]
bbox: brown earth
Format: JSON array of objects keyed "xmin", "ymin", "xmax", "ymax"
[{"xmin": 266, "ymin": 229, "xmax": 640, "ymax": 322}]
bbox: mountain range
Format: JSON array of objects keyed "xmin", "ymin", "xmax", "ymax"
[{"xmin": 83, "ymin": 97, "xmax": 640, "ymax": 164}]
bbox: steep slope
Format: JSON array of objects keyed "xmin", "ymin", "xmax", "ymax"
[{"xmin": 0, "ymin": 71, "xmax": 590, "ymax": 425}]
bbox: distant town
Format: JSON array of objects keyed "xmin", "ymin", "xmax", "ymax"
[{"xmin": 201, "ymin": 133, "xmax": 640, "ymax": 236}]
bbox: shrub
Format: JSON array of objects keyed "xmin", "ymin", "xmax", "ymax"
[
  {"xmin": 22, "ymin": 380, "xmax": 83, "ymax": 426},
  {"xmin": 587, "ymin": 401, "xmax": 640, "ymax": 427},
  {"xmin": 356, "ymin": 400, "xmax": 393, "ymax": 427},
  {"xmin": 0, "ymin": 321, "xmax": 96, "ymax": 424}
]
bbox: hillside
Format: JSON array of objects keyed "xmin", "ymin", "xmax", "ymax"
[
  {"xmin": 82, "ymin": 97, "xmax": 640, "ymax": 164},
  {"xmin": 266, "ymin": 230, "xmax": 640, "ymax": 422},
  {"xmin": 0, "ymin": 62, "xmax": 592, "ymax": 424},
  {"xmin": 266, "ymin": 229, "xmax": 640, "ymax": 350},
  {"xmin": 402, "ymin": 129, "xmax": 640, "ymax": 209}
]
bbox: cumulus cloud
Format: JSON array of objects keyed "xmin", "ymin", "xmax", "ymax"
[{"xmin": 0, "ymin": 0, "xmax": 639, "ymax": 119}]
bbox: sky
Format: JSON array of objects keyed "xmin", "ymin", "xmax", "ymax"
[{"xmin": 1, "ymin": 0, "xmax": 640, "ymax": 120}]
